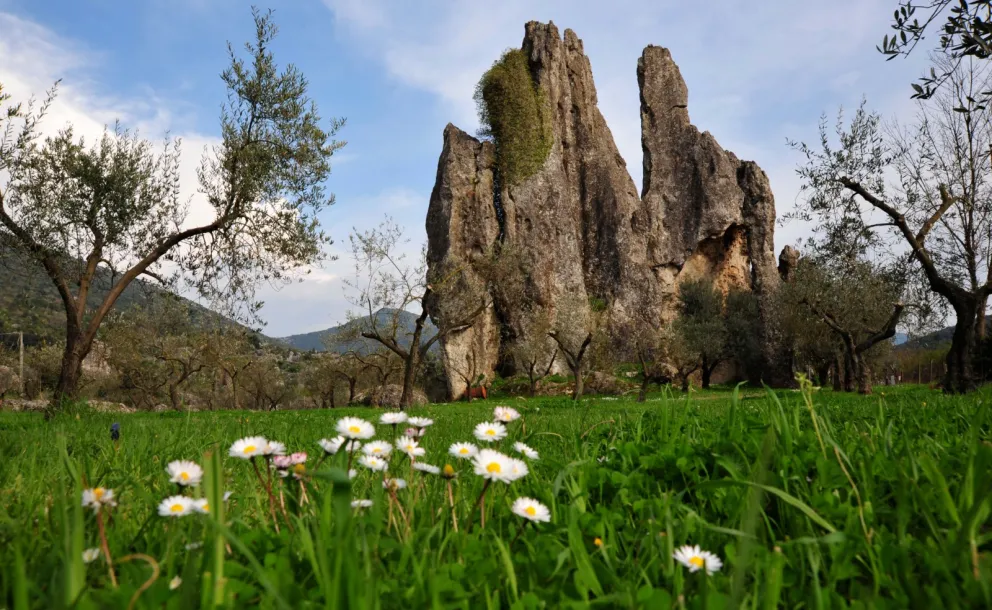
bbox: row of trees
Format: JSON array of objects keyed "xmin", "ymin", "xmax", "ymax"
[{"xmin": 0, "ymin": 295, "xmax": 422, "ymax": 411}]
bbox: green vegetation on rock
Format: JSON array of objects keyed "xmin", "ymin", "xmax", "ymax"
[{"xmin": 474, "ymin": 49, "xmax": 552, "ymax": 186}]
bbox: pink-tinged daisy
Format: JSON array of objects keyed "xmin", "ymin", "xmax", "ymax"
[{"xmin": 493, "ymin": 406, "xmax": 521, "ymax": 423}]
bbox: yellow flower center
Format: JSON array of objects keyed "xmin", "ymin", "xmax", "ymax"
[
  {"xmin": 525, "ymin": 506, "xmax": 536, "ymax": 516},
  {"xmin": 372, "ymin": 448, "xmax": 381, "ymax": 453},
  {"xmin": 170, "ymin": 503, "xmax": 184, "ymax": 513},
  {"xmin": 443, "ymin": 464, "xmax": 455, "ymax": 477},
  {"xmin": 200, "ymin": 503, "xmax": 209, "ymax": 512},
  {"xmin": 406, "ymin": 445, "xmax": 414, "ymax": 451},
  {"xmin": 293, "ymin": 464, "xmax": 306, "ymax": 475},
  {"xmin": 485, "ymin": 429, "xmax": 495, "ymax": 436},
  {"xmin": 94, "ymin": 488, "xmax": 105, "ymax": 500},
  {"xmin": 180, "ymin": 472, "xmax": 190, "ymax": 481},
  {"xmin": 486, "ymin": 462, "xmax": 501, "ymax": 474},
  {"xmin": 594, "ymin": 537, "xmax": 602, "ymax": 546},
  {"xmin": 689, "ymin": 556, "xmax": 704, "ymax": 568},
  {"xmin": 243, "ymin": 445, "xmax": 256, "ymax": 454},
  {"xmin": 348, "ymin": 425, "xmax": 361, "ymax": 434},
  {"xmin": 459, "ymin": 448, "xmax": 469, "ymax": 454}
]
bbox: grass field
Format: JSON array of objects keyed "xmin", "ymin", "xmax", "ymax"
[{"xmin": 1, "ymin": 382, "xmax": 991, "ymax": 609}]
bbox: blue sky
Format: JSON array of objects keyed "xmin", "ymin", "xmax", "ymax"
[{"xmin": 0, "ymin": 0, "xmax": 931, "ymax": 336}]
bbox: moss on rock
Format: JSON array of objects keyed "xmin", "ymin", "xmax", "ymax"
[{"xmin": 474, "ymin": 49, "xmax": 552, "ymax": 186}]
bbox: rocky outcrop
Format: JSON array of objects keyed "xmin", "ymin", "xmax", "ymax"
[
  {"xmin": 426, "ymin": 22, "xmax": 787, "ymax": 397},
  {"xmin": 425, "ymin": 126, "xmax": 502, "ymax": 399}
]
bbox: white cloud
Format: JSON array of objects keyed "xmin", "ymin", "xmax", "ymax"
[{"xmin": 0, "ymin": 11, "xmax": 219, "ymax": 231}]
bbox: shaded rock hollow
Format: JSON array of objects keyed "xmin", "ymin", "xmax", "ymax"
[{"xmin": 426, "ymin": 22, "xmax": 785, "ymax": 399}]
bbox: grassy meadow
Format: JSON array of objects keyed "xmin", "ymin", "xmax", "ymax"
[{"xmin": 1, "ymin": 383, "xmax": 991, "ymax": 609}]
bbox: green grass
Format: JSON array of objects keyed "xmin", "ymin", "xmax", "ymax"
[{"xmin": 1, "ymin": 383, "xmax": 991, "ymax": 608}]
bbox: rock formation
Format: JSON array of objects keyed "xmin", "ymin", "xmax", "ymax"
[{"xmin": 426, "ymin": 22, "xmax": 788, "ymax": 398}]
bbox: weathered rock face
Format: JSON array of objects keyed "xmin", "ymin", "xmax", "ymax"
[
  {"xmin": 425, "ymin": 126, "xmax": 502, "ymax": 398},
  {"xmin": 427, "ymin": 22, "xmax": 785, "ymax": 398}
]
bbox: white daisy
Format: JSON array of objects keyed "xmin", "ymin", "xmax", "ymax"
[
  {"xmin": 229, "ymin": 436, "xmax": 267, "ymax": 459},
  {"xmin": 185, "ymin": 542, "xmax": 204, "ymax": 551},
  {"xmin": 348, "ymin": 469, "xmax": 357, "ymax": 480},
  {"xmin": 318, "ymin": 436, "xmax": 345, "ymax": 455},
  {"xmin": 473, "ymin": 421, "xmax": 507, "ymax": 443},
  {"xmin": 449, "ymin": 442, "xmax": 479, "ymax": 459},
  {"xmin": 82, "ymin": 487, "xmax": 116, "ymax": 512},
  {"xmin": 513, "ymin": 442, "xmax": 539, "ymax": 460},
  {"xmin": 673, "ymin": 545, "xmax": 722, "ymax": 575},
  {"xmin": 472, "ymin": 449, "xmax": 515, "ymax": 483},
  {"xmin": 272, "ymin": 455, "xmax": 293, "ymax": 470},
  {"xmin": 511, "ymin": 497, "xmax": 551, "ymax": 523},
  {"xmin": 413, "ymin": 462, "xmax": 441, "ymax": 475},
  {"xmin": 407, "ymin": 417, "xmax": 433, "ymax": 429},
  {"xmin": 362, "ymin": 440, "xmax": 393, "ymax": 457},
  {"xmin": 379, "ymin": 412, "xmax": 407, "ymax": 425},
  {"xmin": 191, "ymin": 498, "xmax": 210, "ymax": 514},
  {"xmin": 383, "ymin": 478, "xmax": 407, "ymax": 490},
  {"xmin": 264, "ymin": 440, "xmax": 286, "ymax": 456},
  {"xmin": 158, "ymin": 495, "xmax": 194, "ymax": 517},
  {"xmin": 337, "ymin": 417, "xmax": 375, "ymax": 440},
  {"xmin": 359, "ymin": 455, "xmax": 389, "ymax": 472},
  {"xmin": 166, "ymin": 460, "xmax": 203, "ymax": 486},
  {"xmin": 494, "ymin": 406, "xmax": 521, "ymax": 423},
  {"xmin": 507, "ymin": 457, "xmax": 529, "ymax": 481},
  {"xmin": 82, "ymin": 548, "xmax": 101, "ymax": 563},
  {"xmin": 223, "ymin": 491, "xmax": 233, "ymax": 502},
  {"xmin": 396, "ymin": 435, "xmax": 426, "ymax": 458},
  {"xmin": 351, "ymin": 499, "xmax": 374, "ymax": 508},
  {"xmin": 169, "ymin": 575, "xmax": 182, "ymax": 590}
]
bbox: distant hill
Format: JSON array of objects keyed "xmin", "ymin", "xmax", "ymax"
[
  {"xmin": 895, "ymin": 318, "xmax": 992, "ymax": 351},
  {"xmin": 279, "ymin": 308, "xmax": 438, "ymax": 354},
  {"xmin": 0, "ymin": 253, "xmax": 281, "ymax": 346}
]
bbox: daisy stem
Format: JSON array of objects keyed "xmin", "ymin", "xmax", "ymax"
[
  {"xmin": 314, "ymin": 454, "xmax": 328, "ymax": 471},
  {"xmin": 96, "ymin": 510, "xmax": 118, "ymax": 587},
  {"xmin": 251, "ymin": 458, "xmax": 280, "ymax": 534},
  {"xmin": 701, "ymin": 572, "xmax": 710, "ymax": 608},
  {"xmin": 389, "ymin": 496, "xmax": 400, "ymax": 532},
  {"xmin": 510, "ymin": 520, "xmax": 528, "ymax": 547},
  {"xmin": 446, "ymin": 480, "xmax": 458, "ymax": 533},
  {"xmin": 390, "ymin": 488, "xmax": 410, "ymax": 538},
  {"xmin": 468, "ymin": 479, "xmax": 491, "ymax": 532},
  {"xmin": 299, "ymin": 480, "xmax": 309, "ymax": 506},
  {"xmin": 346, "ymin": 450, "xmax": 355, "ymax": 472}
]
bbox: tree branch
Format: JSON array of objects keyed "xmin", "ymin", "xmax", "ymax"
[{"xmin": 855, "ymin": 302, "xmax": 905, "ymax": 354}]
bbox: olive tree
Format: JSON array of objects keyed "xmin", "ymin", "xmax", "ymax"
[
  {"xmin": 548, "ymin": 294, "xmax": 601, "ymax": 400},
  {"xmin": 673, "ymin": 279, "xmax": 728, "ymax": 389},
  {"xmin": 790, "ymin": 57, "xmax": 992, "ymax": 392},
  {"xmin": 783, "ymin": 258, "xmax": 904, "ymax": 394},
  {"xmin": 510, "ymin": 307, "xmax": 557, "ymax": 397},
  {"xmin": 103, "ymin": 299, "xmax": 212, "ymax": 410},
  {"xmin": 345, "ymin": 217, "xmax": 491, "ymax": 409},
  {"xmin": 0, "ymin": 9, "xmax": 344, "ymax": 408}
]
